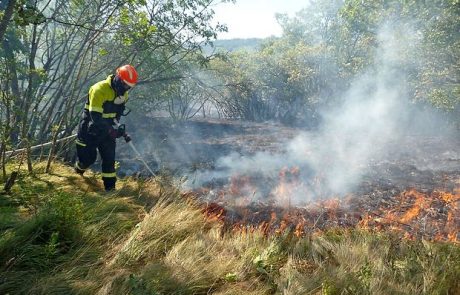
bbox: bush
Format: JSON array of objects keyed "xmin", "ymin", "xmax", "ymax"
[{"xmin": 0, "ymin": 191, "xmax": 84, "ymax": 272}]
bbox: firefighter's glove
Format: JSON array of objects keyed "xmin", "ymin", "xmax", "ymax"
[
  {"xmin": 117, "ymin": 124, "xmax": 127, "ymax": 137},
  {"xmin": 108, "ymin": 127, "xmax": 122, "ymax": 139},
  {"xmin": 123, "ymin": 133, "xmax": 132, "ymax": 143}
]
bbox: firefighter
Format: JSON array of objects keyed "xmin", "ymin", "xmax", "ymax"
[{"xmin": 74, "ymin": 65, "xmax": 138, "ymax": 191}]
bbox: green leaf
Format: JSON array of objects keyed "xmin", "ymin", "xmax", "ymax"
[
  {"xmin": 224, "ymin": 272, "xmax": 238, "ymax": 282},
  {"xmin": 98, "ymin": 48, "xmax": 109, "ymax": 56}
]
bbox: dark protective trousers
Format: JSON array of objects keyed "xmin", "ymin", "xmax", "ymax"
[{"xmin": 75, "ymin": 138, "xmax": 117, "ymax": 190}]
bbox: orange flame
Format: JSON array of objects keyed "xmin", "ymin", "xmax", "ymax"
[{"xmin": 188, "ymin": 167, "xmax": 460, "ymax": 243}]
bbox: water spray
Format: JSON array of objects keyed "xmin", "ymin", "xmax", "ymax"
[
  {"xmin": 115, "ymin": 120, "xmax": 156, "ymax": 177},
  {"xmin": 127, "ymin": 140, "xmax": 156, "ymax": 176}
]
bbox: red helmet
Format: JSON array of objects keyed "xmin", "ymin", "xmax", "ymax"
[{"xmin": 116, "ymin": 64, "xmax": 138, "ymax": 87}]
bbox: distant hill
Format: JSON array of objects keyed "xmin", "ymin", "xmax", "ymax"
[{"xmin": 203, "ymin": 37, "xmax": 268, "ymax": 54}]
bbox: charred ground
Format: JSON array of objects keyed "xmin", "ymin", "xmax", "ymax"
[
  {"xmin": 116, "ymin": 117, "xmax": 460, "ymax": 242},
  {"xmin": 117, "ymin": 117, "xmax": 459, "ymax": 192}
]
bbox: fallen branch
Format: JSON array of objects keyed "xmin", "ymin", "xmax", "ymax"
[{"xmin": 5, "ymin": 134, "xmax": 77, "ymax": 157}]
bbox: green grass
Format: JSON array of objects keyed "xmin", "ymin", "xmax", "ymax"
[{"xmin": 0, "ymin": 162, "xmax": 459, "ymax": 294}]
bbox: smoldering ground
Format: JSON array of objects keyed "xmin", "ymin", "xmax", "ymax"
[
  {"xmin": 180, "ymin": 23, "xmax": 459, "ymax": 206},
  {"xmin": 116, "ymin": 21, "xmax": 458, "ymax": 207}
]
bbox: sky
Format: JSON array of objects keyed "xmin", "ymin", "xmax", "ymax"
[{"xmin": 212, "ymin": 0, "xmax": 309, "ymax": 39}]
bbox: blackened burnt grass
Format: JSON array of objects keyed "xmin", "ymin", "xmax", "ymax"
[{"xmin": 0, "ymin": 162, "xmax": 459, "ymax": 294}]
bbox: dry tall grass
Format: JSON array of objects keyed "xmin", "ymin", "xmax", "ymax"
[{"xmin": 0, "ymin": 162, "xmax": 459, "ymax": 294}]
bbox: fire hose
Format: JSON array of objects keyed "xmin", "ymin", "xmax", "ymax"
[
  {"xmin": 114, "ymin": 120, "xmax": 156, "ymax": 176},
  {"xmin": 4, "ymin": 125, "xmax": 156, "ymax": 177},
  {"xmin": 4, "ymin": 134, "xmax": 77, "ymax": 157}
]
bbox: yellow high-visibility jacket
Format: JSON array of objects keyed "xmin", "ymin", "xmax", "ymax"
[
  {"xmin": 78, "ymin": 75, "xmax": 129, "ymax": 142},
  {"xmin": 85, "ymin": 75, "xmax": 128, "ymax": 120}
]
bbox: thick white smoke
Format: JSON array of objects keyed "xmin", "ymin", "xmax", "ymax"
[{"xmin": 185, "ymin": 23, "xmax": 450, "ymax": 205}]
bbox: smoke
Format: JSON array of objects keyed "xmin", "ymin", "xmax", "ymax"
[
  {"xmin": 185, "ymin": 22, "xmax": 451, "ymax": 204},
  {"xmin": 301, "ymin": 22, "xmax": 412, "ymax": 193}
]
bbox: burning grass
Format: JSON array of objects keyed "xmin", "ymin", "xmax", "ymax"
[
  {"xmin": 191, "ymin": 165, "xmax": 460, "ymax": 244},
  {"xmin": 199, "ymin": 188, "xmax": 459, "ymax": 243},
  {"xmin": 0, "ymin": 162, "xmax": 459, "ymax": 294}
]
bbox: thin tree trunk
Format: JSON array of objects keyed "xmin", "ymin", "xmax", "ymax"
[
  {"xmin": 0, "ymin": 0, "xmax": 16, "ymax": 43},
  {"xmin": 45, "ymin": 93, "xmax": 73, "ymax": 172},
  {"xmin": 45, "ymin": 125, "xmax": 60, "ymax": 173},
  {"xmin": 3, "ymin": 40, "xmax": 21, "ymax": 144},
  {"xmin": 23, "ymin": 23, "xmax": 40, "ymax": 173},
  {"xmin": 0, "ymin": 138, "xmax": 6, "ymax": 181}
]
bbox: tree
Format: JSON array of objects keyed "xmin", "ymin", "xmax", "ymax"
[
  {"xmin": 207, "ymin": 0, "xmax": 459, "ymax": 127},
  {"xmin": 0, "ymin": 0, "xmax": 17, "ymax": 43},
  {"xmin": 0, "ymin": 0, "xmax": 230, "ymax": 172}
]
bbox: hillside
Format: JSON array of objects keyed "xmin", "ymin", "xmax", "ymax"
[
  {"xmin": 204, "ymin": 38, "xmax": 267, "ymax": 54},
  {"xmin": 1, "ymin": 162, "xmax": 459, "ymax": 294}
]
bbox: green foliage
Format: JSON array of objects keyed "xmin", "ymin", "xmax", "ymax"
[
  {"xmin": 253, "ymin": 239, "xmax": 283, "ymax": 275},
  {"xmin": 208, "ymin": 0, "xmax": 459, "ymax": 126},
  {"xmin": 0, "ymin": 190, "xmax": 84, "ymax": 271},
  {"xmin": 128, "ymin": 273, "xmax": 152, "ymax": 295},
  {"xmin": 224, "ymin": 272, "xmax": 238, "ymax": 282},
  {"xmin": 45, "ymin": 191, "xmax": 84, "ymax": 237},
  {"xmin": 1, "ymin": 0, "xmax": 226, "ymax": 159},
  {"xmin": 14, "ymin": 4, "xmax": 47, "ymax": 26},
  {"xmin": 322, "ymin": 279, "xmax": 338, "ymax": 295},
  {"xmin": 98, "ymin": 48, "xmax": 109, "ymax": 56}
]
